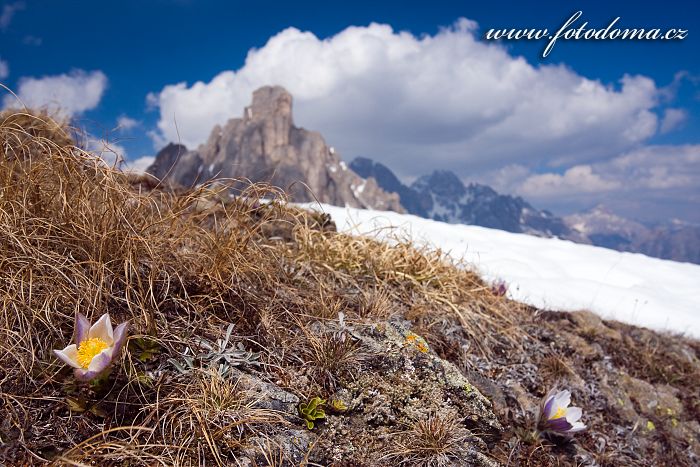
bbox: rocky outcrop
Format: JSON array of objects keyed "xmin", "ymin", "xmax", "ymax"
[
  {"xmin": 217, "ymin": 319, "xmax": 503, "ymax": 466},
  {"xmin": 303, "ymin": 320, "xmax": 503, "ymax": 466},
  {"xmin": 147, "ymin": 86, "xmax": 402, "ymax": 212}
]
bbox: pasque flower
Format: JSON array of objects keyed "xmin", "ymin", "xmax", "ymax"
[
  {"xmin": 54, "ymin": 313, "xmax": 129, "ymax": 381},
  {"xmin": 538, "ymin": 389, "xmax": 586, "ymax": 435},
  {"xmin": 490, "ymin": 280, "xmax": 508, "ymax": 297}
]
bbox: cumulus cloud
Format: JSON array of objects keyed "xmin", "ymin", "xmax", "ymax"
[
  {"xmin": 602, "ymin": 145, "xmax": 700, "ymax": 191},
  {"xmin": 0, "ymin": 58, "xmax": 8, "ymax": 79},
  {"xmin": 85, "ymin": 137, "xmax": 127, "ymax": 167},
  {"xmin": 148, "ymin": 20, "xmax": 662, "ymax": 177},
  {"xmin": 3, "ymin": 69, "xmax": 108, "ymax": 118},
  {"xmin": 518, "ymin": 165, "xmax": 621, "ymax": 198},
  {"xmin": 659, "ymin": 108, "xmax": 687, "ymax": 134},
  {"xmin": 124, "ymin": 156, "xmax": 155, "ymax": 174},
  {"xmin": 117, "ymin": 115, "xmax": 139, "ymax": 132},
  {"xmin": 0, "ymin": 1, "xmax": 24, "ymax": 31},
  {"xmin": 495, "ymin": 145, "xmax": 700, "ymax": 222}
]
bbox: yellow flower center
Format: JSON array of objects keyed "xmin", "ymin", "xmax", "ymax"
[
  {"xmin": 76, "ymin": 338, "xmax": 109, "ymax": 368},
  {"xmin": 550, "ymin": 407, "xmax": 567, "ymax": 420}
]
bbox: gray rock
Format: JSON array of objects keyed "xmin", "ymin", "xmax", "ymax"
[
  {"xmin": 147, "ymin": 86, "xmax": 403, "ymax": 212},
  {"xmin": 228, "ymin": 368, "xmax": 300, "ymax": 418},
  {"xmin": 314, "ymin": 320, "xmax": 503, "ymax": 466},
  {"xmin": 242, "ymin": 429, "xmax": 315, "ymax": 466}
]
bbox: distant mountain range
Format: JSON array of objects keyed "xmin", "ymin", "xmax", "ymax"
[
  {"xmin": 351, "ymin": 157, "xmax": 700, "ymax": 264},
  {"xmin": 351, "ymin": 157, "xmax": 585, "ymax": 242},
  {"xmin": 147, "ymin": 86, "xmax": 700, "ymax": 265},
  {"xmin": 566, "ymin": 206, "xmax": 700, "ymax": 264}
]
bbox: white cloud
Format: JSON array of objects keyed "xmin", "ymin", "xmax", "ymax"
[
  {"xmin": 501, "ymin": 145, "xmax": 700, "ymax": 222},
  {"xmin": 602, "ymin": 145, "xmax": 700, "ymax": 191},
  {"xmin": 22, "ymin": 35, "xmax": 42, "ymax": 46},
  {"xmin": 3, "ymin": 69, "xmax": 108, "ymax": 118},
  {"xmin": 0, "ymin": 1, "xmax": 24, "ymax": 31},
  {"xmin": 117, "ymin": 115, "xmax": 139, "ymax": 132},
  {"xmin": 518, "ymin": 165, "xmax": 621, "ymax": 198},
  {"xmin": 85, "ymin": 137, "xmax": 127, "ymax": 167},
  {"xmin": 0, "ymin": 58, "xmax": 8, "ymax": 79},
  {"xmin": 148, "ymin": 20, "xmax": 661, "ymax": 177},
  {"xmin": 659, "ymin": 108, "xmax": 687, "ymax": 134},
  {"xmin": 124, "ymin": 156, "xmax": 155, "ymax": 174}
]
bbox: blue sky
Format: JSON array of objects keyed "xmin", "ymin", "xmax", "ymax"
[{"xmin": 1, "ymin": 0, "xmax": 699, "ymax": 222}]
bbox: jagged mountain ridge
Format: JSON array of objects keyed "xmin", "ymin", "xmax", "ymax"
[
  {"xmin": 351, "ymin": 158, "xmax": 700, "ymax": 264},
  {"xmin": 351, "ymin": 157, "xmax": 582, "ymax": 240},
  {"xmin": 147, "ymin": 86, "xmax": 402, "ymax": 212},
  {"xmin": 145, "ymin": 86, "xmax": 697, "ymax": 265}
]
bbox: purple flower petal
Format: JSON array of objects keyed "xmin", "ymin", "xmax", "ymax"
[
  {"xmin": 88, "ymin": 349, "xmax": 113, "ymax": 372},
  {"xmin": 567, "ymin": 422, "xmax": 587, "ymax": 433},
  {"xmin": 566, "ymin": 406, "xmax": 583, "ymax": 423},
  {"xmin": 542, "ymin": 394, "xmax": 556, "ymax": 419},
  {"xmin": 553, "ymin": 390, "xmax": 571, "ymax": 409},
  {"xmin": 111, "ymin": 322, "xmax": 129, "ymax": 356},
  {"xmin": 74, "ymin": 368, "xmax": 99, "ymax": 382},
  {"xmin": 75, "ymin": 312, "xmax": 90, "ymax": 345},
  {"xmin": 89, "ymin": 314, "xmax": 114, "ymax": 344},
  {"xmin": 73, "ymin": 350, "xmax": 113, "ymax": 381},
  {"xmin": 544, "ymin": 417, "xmax": 573, "ymax": 432}
]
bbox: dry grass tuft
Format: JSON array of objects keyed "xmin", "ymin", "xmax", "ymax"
[
  {"xmin": 385, "ymin": 414, "xmax": 475, "ymax": 467},
  {"xmin": 300, "ymin": 329, "xmax": 365, "ymax": 390},
  {"xmin": 540, "ymin": 354, "xmax": 574, "ymax": 381},
  {"xmin": 357, "ymin": 287, "xmax": 394, "ymax": 319}
]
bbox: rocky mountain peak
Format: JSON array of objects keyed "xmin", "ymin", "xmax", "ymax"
[
  {"xmin": 147, "ymin": 87, "xmax": 402, "ymax": 212},
  {"xmin": 353, "ymin": 158, "xmax": 582, "ymax": 240},
  {"xmin": 466, "ymin": 183, "xmax": 498, "ymax": 200},
  {"xmin": 350, "ymin": 157, "xmax": 432, "ymax": 216},
  {"xmin": 246, "ymin": 85, "xmax": 293, "ymax": 124},
  {"xmin": 412, "ymin": 170, "xmax": 466, "ymax": 198}
]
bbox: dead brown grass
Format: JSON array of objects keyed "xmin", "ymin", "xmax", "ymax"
[
  {"xmin": 0, "ymin": 110, "xmax": 515, "ymax": 465},
  {"xmin": 2, "ymin": 110, "xmax": 697, "ymax": 467},
  {"xmin": 384, "ymin": 414, "xmax": 475, "ymax": 466}
]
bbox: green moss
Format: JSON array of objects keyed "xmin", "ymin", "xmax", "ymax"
[{"xmin": 330, "ymin": 399, "xmax": 348, "ymax": 413}]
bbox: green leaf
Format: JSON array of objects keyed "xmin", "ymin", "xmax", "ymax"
[
  {"xmin": 129, "ymin": 337, "xmax": 162, "ymax": 362},
  {"xmin": 299, "ymin": 396, "xmax": 326, "ymax": 430},
  {"xmin": 66, "ymin": 396, "xmax": 86, "ymax": 413},
  {"xmin": 88, "ymin": 404, "xmax": 107, "ymax": 418}
]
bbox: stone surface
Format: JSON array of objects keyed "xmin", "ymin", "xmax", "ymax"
[
  {"xmin": 147, "ymin": 86, "xmax": 403, "ymax": 212},
  {"xmin": 312, "ymin": 320, "xmax": 503, "ymax": 466}
]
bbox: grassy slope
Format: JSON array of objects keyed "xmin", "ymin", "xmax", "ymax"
[{"xmin": 0, "ymin": 112, "xmax": 698, "ymax": 466}]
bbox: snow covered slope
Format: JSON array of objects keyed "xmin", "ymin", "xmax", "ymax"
[{"xmin": 305, "ymin": 204, "xmax": 700, "ymax": 338}]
